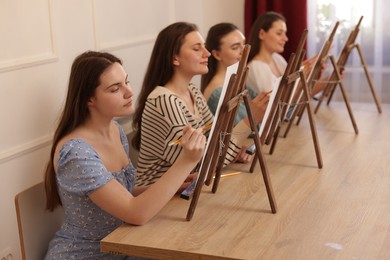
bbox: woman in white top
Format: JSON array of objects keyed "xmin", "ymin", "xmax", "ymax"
[
  {"xmin": 246, "ymin": 12, "xmax": 288, "ymax": 94},
  {"xmin": 246, "ymin": 11, "xmax": 326, "ymax": 96}
]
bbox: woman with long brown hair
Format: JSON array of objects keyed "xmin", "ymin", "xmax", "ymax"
[
  {"xmin": 44, "ymin": 51, "xmax": 205, "ymax": 259},
  {"xmin": 132, "ymin": 22, "xmax": 253, "ymax": 187}
]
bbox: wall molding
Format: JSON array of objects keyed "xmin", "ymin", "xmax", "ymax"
[
  {"xmin": 0, "ymin": 53, "xmax": 58, "ymax": 73},
  {"xmin": 91, "ymin": 0, "xmax": 175, "ymax": 52},
  {"xmin": 0, "ymin": 120, "xmax": 132, "ymax": 165},
  {"xmin": 0, "ymin": 0, "xmax": 57, "ymax": 73},
  {"xmin": 91, "ymin": 0, "xmax": 156, "ymax": 51},
  {"xmin": 98, "ymin": 35, "xmax": 156, "ymax": 52},
  {"xmin": 0, "ymin": 135, "xmax": 52, "ymax": 164}
]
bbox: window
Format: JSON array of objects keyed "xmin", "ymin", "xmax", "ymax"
[{"xmin": 307, "ymin": 0, "xmax": 389, "ymax": 103}]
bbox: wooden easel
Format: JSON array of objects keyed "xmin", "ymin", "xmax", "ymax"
[
  {"xmin": 186, "ymin": 44, "xmax": 277, "ymax": 221},
  {"xmin": 314, "ymin": 16, "xmax": 382, "ymax": 114},
  {"xmin": 249, "ymin": 29, "xmax": 323, "ymax": 172},
  {"xmin": 266, "ymin": 29, "xmax": 308, "ymax": 151},
  {"xmin": 284, "ymin": 22, "xmax": 360, "ymax": 135},
  {"xmin": 290, "ymin": 22, "xmax": 340, "ymax": 127}
]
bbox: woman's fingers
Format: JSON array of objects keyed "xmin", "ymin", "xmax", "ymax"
[
  {"xmin": 234, "ymin": 146, "xmax": 253, "ymax": 164},
  {"xmin": 180, "ymin": 126, "xmax": 206, "ymax": 162}
]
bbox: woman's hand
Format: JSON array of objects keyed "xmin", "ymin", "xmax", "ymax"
[
  {"xmin": 179, "ymin": 125, "xmax": 206, "ymax": 164},
  {"xmin": 302, "ymin": 55, "xmax": 317, "ymax": 76},
  {"xmin": 176, "ymin": 172, "xmax": 197, "ymax": 194},
  {"xmin": 233, "ymin": 145, "xmax": 253, "ymax": 164},
  {"xmin": 248, "ymin": 91, "xmax": 270, "ymax": 124}
]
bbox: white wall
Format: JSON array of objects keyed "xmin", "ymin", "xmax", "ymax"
[{"xmin": 0, "ymin": 0, "xmax": 244, "ymax": 259}]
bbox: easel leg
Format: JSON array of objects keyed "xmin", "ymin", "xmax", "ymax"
[
  {"xmin": 283, "ymin": 102, "xmax": 303, "ymax": 138},
  {"xmin": 283, "ymin": 117, "xmax": 294, "ymax": 138},
  {"xmin": 314, "ymin": 91, "xmax": 326, "ymax": 114},
  {"xmin": 328, "ymin": 56, "xmax": 359, "ymax": 134},
  {"xmin": 254, "ymin": 141, "xmax": 277, "ymax": 213},
  {"xmin": 186, "ymin": 172, "xmax": 206, "ymax": 221},
  {"xmin": 299, "ymin": 72, "xmax": 323, "ymax": 169},
  {"xmin": 314, "ymin": 81, "xmax": 336, "ymax": 113},
  {"xmin": 354, "ymin": 44, "xmax": 382, "ymax": 113},
  {"xmin": 326, "ymin": 79, "xmax": 338, "ymax": 105},
  {"xmin": 249, "ymin": 154, "xmax": 257, "ymax": 173},
  {"xmin": 243, "ymin": 96, "xmax": 277, "ymax": 213},
  {"xmin": 269, "ymin": 123, "xmax": 281, "ymax": 155},
  {"xmin": 295, "ymin": 102, "xmax": 306, "ymax": 126},
  {"xmin": 211, "ymin": 164, "xmax": 222, "ymax": 194},
  {"xmin": 265, "ymin": 105, "xmax": 282, "ymax": 146},
  {"xmin": 210, "ymin": 108, "xmax": 239, "ymax": 192}
]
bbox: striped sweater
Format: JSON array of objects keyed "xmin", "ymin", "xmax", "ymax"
[{"xmin": 136, "ymin": 85, "xmax": 251, "ymax": 186}]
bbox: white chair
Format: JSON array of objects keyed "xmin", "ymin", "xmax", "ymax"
[{"xmin": 15, "ymin": 182, "xmax": 64, "ymax": 260}]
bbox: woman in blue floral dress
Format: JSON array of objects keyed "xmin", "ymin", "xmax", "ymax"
[{"xmin": 44, "ymin": 51, "xmax": 206, "ymax": 259}]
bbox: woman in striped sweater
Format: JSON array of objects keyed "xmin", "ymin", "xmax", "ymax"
[{"xmin": 132, "ymin": 22, "xmax": 253, "ymax": 188}]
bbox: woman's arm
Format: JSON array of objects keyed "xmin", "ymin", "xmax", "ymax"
[
  {"xmin": 242, "ymin": 91, "xmax": 270, "ymax": 126},
  {"xmin": 131, "ymin": 185, "xmax": 149, "ymax": 196},
  {"xmin": 89, "ymin": 126, "xmax": 205, "ymax": 226}
]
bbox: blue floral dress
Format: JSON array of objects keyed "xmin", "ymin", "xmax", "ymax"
[{"xmin": 45, "ymin": 123, "xmax": 137, "ymax": 259}]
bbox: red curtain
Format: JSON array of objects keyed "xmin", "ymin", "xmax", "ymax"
[{"xmin": 244, "ymin": 0, "xmax": 307, "ymax": 60}]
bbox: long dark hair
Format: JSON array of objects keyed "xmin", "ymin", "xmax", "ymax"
[
  {"xmin": 200, "ymin": 23, "xmax": 239, "ymax": 92},
  {"xmin": 247, "ymin": 11, "xmax": 286, "ymax": 62},
  {"xmin": 45, "ymin": 51, "xmax": 121, "ymax": 211},
  {"xmin": 132, "ymin": 22, "xmax": 198, "ymax": 150}
]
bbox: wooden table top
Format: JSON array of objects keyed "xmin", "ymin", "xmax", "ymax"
[
  {"xmin": 101, "ymin": 164, "xmax": 273, "ymax": 260},
  {"xmin": 101, "ymin": 103, "xmax": 390, "ymax": 260}
]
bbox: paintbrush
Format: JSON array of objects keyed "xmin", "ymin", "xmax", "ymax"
[{"xmin": 168, "ymin": 123, "xmax": 212, "ymax": 146}]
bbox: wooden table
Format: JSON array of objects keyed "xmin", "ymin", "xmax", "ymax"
[
  {"xmin": 102, "ymin": 103, "xmax": 390, "ymax": 259},
  {"xmin": 101, "ymin": 164, "xmax": 274, "ymax": 259}
]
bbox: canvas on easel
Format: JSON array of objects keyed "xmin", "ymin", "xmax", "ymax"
[
  {"xmin": 263, "ymin": 29, "xmax": 308, "ymax": 148},
  {"xmin": 314, "ymin": 16, "xmax": 382, "ymax": 114},
  {"xmin": 247, "ymin": 55, "xmax": 296, "ymax": 173},
  {"xmin": 185, "ymin": 44, "xmax": 277, "ymax": 221}
]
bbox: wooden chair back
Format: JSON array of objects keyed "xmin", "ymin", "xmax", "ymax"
[{"xmin": 15, "ymin": 182, "xmax": 64, "ymax": 260}]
